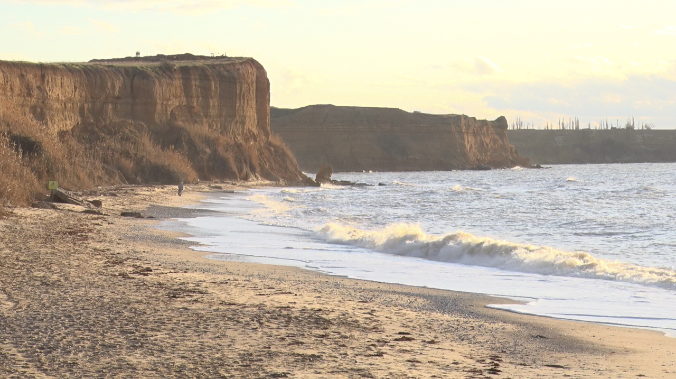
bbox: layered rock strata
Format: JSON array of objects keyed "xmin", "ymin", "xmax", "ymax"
[
  {"xmin": 0, "ymin": 54, "xmax": 305, "ymax": 188},
  {"xmin": 271, "ymin": 105, "xmax": 529, "ymax": 172}
]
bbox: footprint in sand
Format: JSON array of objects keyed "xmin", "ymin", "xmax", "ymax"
[{"xmin": 0, "ymin": 291, "xmax": 15, "ymax": 310}]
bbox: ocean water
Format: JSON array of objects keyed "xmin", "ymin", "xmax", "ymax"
[{"xmin": 164, "ymin": 163, "xmax": 676, "ymax": 336}]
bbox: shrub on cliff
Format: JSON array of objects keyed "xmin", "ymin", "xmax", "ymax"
[
  {"xmin": 0, "ymin": 114, "xmax": 200, "ymax": 206},
  {"xmin": 0, "ymin": 133, "xmax": 40, "ymax": 207}
]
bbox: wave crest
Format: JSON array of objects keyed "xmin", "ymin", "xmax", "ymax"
[{"xmin": 316, "ymin": 223, "xmax": 676, "ymax": 290}]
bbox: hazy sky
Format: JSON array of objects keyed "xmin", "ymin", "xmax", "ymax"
[{"xmin": 2, "ymin": 0, "xmax": 676, "ymax": 128}]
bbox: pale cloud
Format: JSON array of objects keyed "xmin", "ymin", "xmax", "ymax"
[
  {"xmin": 629, "ymin": 60, "xmax": 671, "ymax": 74},
  {"xmin": 0, "ymin": 52, "xmax": 30, "ymax": 61},
  {"xmin": 620, "ymin": 25, "xmax": 636, "ymax": 29},
  {"xmin": 60, "ymin": 25, "xmax": 84, "ymax": 35},
  {"xmin": 10, "ymin": 21, "xmax": 42, "ymax": 37},
  {"xmin": 6, "ymin": 0, "xmax": 295, "ymax": 14},
  {"xmin": 317, "ymin": 0, "xmax": 400, "ymax": 15},
  {"xmin": 565, "ymin": 56, "xmax": 621, "ymax": 79},
  {"xmin": 90, "ymin": 19, "xmax": 120, "ymax": 33},
  {"xmin": 542, "ymin": 51, "xmax": 551, "ymax": 60},
  {"xmin": 270, "ymin": 66, "xmax": 324, "ymax": 95},
  {"xmin": 449, "ymin": 56, "xmax": 504, "ymax": 76},
  {"xmin": 572, "ymin": 56, "xmax": 613, "ymax": 65},
  {"xmin": 561, "ymin": 43, "xmax": 595, "ymax": 50},
  {"xmin": 475, "ymin": 56, "xmax": 504, "ymax": 74},
  {"xmin": 653, "ymin": 26, "xmax": 676, "ymax": 36},
  {"xmin": 480, "ymin": 72, "xmax": 676, "ymax": 128}
]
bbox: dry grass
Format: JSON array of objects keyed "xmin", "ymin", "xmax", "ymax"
[
  {"xmin": 0, "ymin": 134, "xmax": 40, "ymax": 207},
  {"xmin": 0, "ymin": 116, "xmax": 199, "ymax": 206},
  {"xmin": 0, "ymin": 112, "xmax": 303, "ymax": 206}
]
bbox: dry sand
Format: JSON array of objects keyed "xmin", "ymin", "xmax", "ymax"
[{"xmin": 1, "ymin": 183, "xmax": 675, "ymax": 378}]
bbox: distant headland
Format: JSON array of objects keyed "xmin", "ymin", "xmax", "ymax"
[
  {"xmin": 270, "ymin": 105, "xmax": 530, "ymax": 172},
  {"xmin": 508, "ymin": 129, "xmax": 676, "ymax": 165}
]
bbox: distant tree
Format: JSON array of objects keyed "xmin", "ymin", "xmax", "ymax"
[{"xmin": 136, "ymin": 51, "xmax": 140, "ymax": 58}]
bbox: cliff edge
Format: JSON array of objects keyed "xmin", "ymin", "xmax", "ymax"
[
  {"xmin": 0, "ymin": 54, "xmax": 305, "ymax": 205},
  {"xmin": 270, "ymin": 105, "xmax": 530, "ymax": 172}
]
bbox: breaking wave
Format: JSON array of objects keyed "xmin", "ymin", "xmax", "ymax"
[
  {"xmin": 451, "ymin": 185, "xmax": 480, "ymax": 192},
  {"xmin": 316, "ymin": 223, "xmax": 676, "ymax": 290}
]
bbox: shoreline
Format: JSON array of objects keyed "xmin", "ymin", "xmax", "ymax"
[{"xmin": 1, "ymin": 183, "xmax": 675, "ymax": 378}]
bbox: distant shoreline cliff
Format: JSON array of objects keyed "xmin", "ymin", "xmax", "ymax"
[
  {"xmin": 508, "ymin": 129, "xmax": 676, "ymax": 165},
  {"xmin": 270, "ymin": 105, "xmax": 530, "ymax": 173}
]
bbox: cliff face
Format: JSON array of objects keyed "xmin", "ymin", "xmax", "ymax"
[
  {"xmin": 508, "ymin": 129, "xmax": 676, "ymax": 165},
  {"xmin": 270, "ymin": 105, "xmax": 529, "ymax": 172},
  {"xmin": 0, "ymin": 54, "xmax": 305, "ymax": 191}
]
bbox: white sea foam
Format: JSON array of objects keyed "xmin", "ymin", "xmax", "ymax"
[
  {"xmin": 316, "ymin": 223, "xmax": 676, "ymax": 290},
  {"xmin": 248, "ymin": 194, "xmax": 291, "ymax": 214},
  {"xmin": 318, "ymin": 183, "xmax": 342, "ymax": 189},
  {"xmin": 451, "ymin": 185, "xmax": 480, "ymax": 192}
]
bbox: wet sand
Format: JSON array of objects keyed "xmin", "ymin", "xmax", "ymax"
[{"xmin": 1, "ymin": 183, "xmax": 675, "ymax": 378}]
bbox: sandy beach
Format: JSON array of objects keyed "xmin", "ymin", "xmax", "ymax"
[{"xmin": 1, "ymin": 183, "xmax": 675, "ymax": 378}]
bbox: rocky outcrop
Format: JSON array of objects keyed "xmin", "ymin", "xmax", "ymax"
[
  {"xmin": 0, "ymin": 54, "xmax": 305, "ymax": 191},
  {"xmin": 270, "ymin": 105, "xmax": 530, "ymax": 172},
  {"xmin": 315, "ymin": 164, "xmax": 334, "ymax": 184}
]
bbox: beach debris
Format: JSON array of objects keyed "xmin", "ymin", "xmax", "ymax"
[
  {"xmin": 120, "ymin": 211, "xmax": 144, "ymax": 218},
  {"xmin": 32, "ymin": 201, "xmax": 58, "ymax": 210},
  {"xmin": 82, "ymin": 209, "xmax": 103, "ymax": 215},
  {"xmin": 51, "ymin": 188, "xmax": 90, "ymax": 207},
  {"xmin": 131, "ymin": 267, "xmax": 153, "ymax": 276},
  {"xmin": 88, "ymin": 199, "xmax": 103, "ymax": 208}
]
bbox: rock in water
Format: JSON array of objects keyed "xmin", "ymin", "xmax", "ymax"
[{"xmin": 315, "ymin": 164, "xmax": 333, "ymax": 184}]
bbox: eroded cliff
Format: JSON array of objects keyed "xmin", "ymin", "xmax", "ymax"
[
  {"xmin": 270, "ymin": 105, "xmax": 530, "ymax": 172},
  {"xmin": 0, "ymin": 54, "xmax": 305, "ymax": 205}
]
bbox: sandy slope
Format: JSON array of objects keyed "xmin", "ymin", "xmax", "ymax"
[{"xmin": 1, "ymin": 183, "xmax": 674, "ymax": 378}]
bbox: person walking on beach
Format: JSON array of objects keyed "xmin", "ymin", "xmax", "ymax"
[{"xmin": 178, "ymin": 181, "xmax": 184, "ymax": 196}]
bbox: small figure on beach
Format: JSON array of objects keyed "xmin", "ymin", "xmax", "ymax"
[{"xmin": 178, "ymin": 181, "xmax": 184, "ymax": 196}]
